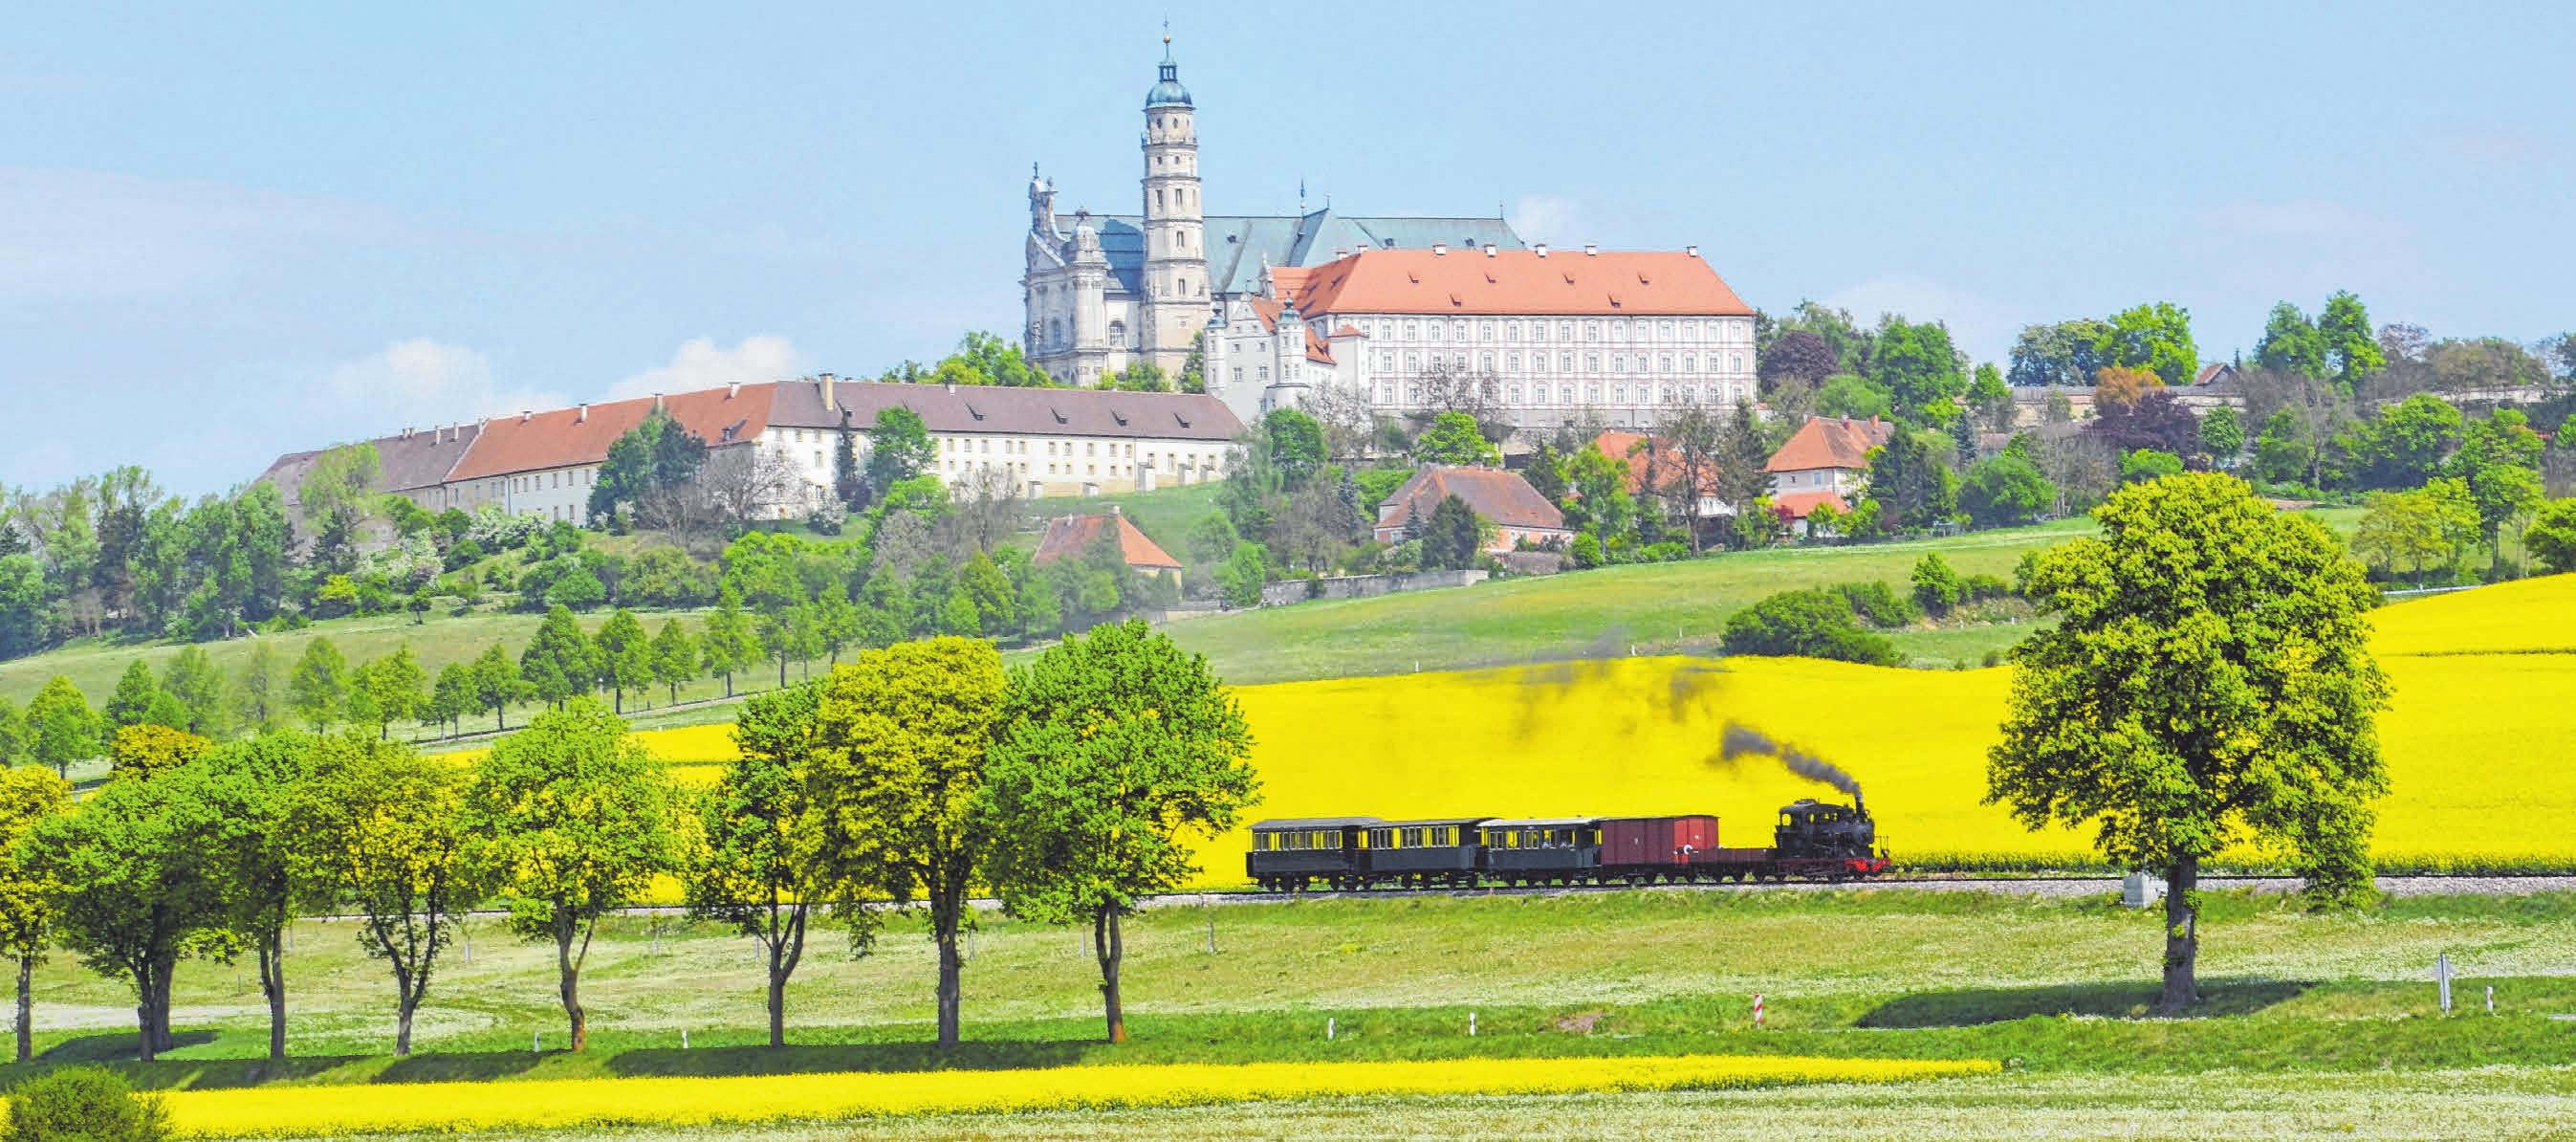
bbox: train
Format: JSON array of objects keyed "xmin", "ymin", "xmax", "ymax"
[{"xmin": 1245, "ymin": 797, "xmax": 1888, "ymax": 891}]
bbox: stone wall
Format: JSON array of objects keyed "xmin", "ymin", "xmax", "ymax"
[{"xmin": 1258, "ymin": 569, "xmax": 1488, "ymax": 607}]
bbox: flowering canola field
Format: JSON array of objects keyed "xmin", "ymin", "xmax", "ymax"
[
  {"xmin": 600, "ymin": 574, "xmax": 2575, "ymax": 878},
  {"xmin": 149, "ymin": 1054, "xmax": 1995, "ymax": 1137}
]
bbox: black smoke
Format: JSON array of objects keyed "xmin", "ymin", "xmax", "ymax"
[{"xmin": 1715, "ymin": 722, "xmax": 1861, "ymax": 796}]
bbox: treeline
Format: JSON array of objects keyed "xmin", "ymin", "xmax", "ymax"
[{"xmin": 0, "ymin": 621, "xmax": 1255, "ymax": 1064}]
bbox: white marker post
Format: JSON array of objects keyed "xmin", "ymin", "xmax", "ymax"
[
  {"xmin": 1327, "ymin": 1017, "xmax": 1336, "ymax": 1041},
  {"xmin": 2436, "ymin": 953, "xmax": 2454, "ymax": 1014},
  {"xmin": 1469, "ymin": 1011, "xmax": 1477, "ymax": 1037}
]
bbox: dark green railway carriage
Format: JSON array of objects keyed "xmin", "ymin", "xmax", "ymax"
[
  {"xmin": 1477, "ymin": 817, "xmax": 1603, "ymax": 885},
  {"xmin": 1245, "ymin": 817, "xmax": 1380, "ymax": 891},
  {"xmin": 1359, "ymin": 819, "xmax": 1490, "ymax": 888}
]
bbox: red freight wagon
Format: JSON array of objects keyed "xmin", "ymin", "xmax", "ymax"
[{"xmin": 1599, "ymin": 815, "xmax": 1717, "ymax": 869}]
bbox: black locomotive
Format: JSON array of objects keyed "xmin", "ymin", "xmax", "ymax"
[{"xmin": 1245, "ymin": 797, "xmax": 1888, "ymax": 891}]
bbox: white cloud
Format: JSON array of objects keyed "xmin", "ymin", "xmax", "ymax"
[
  {"xmin": 605, "ymin": 336, "xmax": 801, "ymax": 401},
  {"xmin": 325, "ymin": 338, "xmax": 564, "ymax": 429},
  {"xmin": 1506, "ymin": 194, "xmax": 1592, "ymax": 248}
]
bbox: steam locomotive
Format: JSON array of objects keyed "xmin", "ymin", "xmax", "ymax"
[{"xmin": 1246, "ymin": 797, "xmax": 1889, "ymax": 892}]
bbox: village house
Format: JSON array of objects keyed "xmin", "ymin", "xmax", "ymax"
[
  {"xmin": 1762, "ymin": 414, "xmax": 1893, "ymax": 529},
  {"xmin": 1032, "ymin": 508, "xmax": 1184, "ymax": 587},
  {"xmin": 1371, "ymin": 466, "xmax": 1571, "ymax": 554},
  {"xmin": 1591, "ymin": 429, "xmax": 1729, "ymax": 522}
]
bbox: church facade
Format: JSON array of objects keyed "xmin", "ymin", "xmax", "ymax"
[{"xmin": 1021, "ymin": 39, "xmax": 1523, "ymax": 387}]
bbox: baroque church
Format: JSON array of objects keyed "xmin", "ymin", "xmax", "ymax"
[{"xmin": 1021, "ymin": 37, "xmax": 1525, "ymax": 386}]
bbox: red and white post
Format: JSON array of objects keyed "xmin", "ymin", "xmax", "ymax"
[{"xmin": 1753, "ymin": 994, "xmax": 1765, "ymax": 1029}]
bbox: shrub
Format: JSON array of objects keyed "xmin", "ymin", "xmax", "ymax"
[
  {"xmin": 2528, "ymin": 498, "xmax": 2576, "ymax": 574},
  {"xmin": 5, "ymin": 1066, "xmax": 171, "ymax": 1142},
  {"xmin": 1834, "ymin": 581, "xmax": 1918, "ymax": 627},
  {"xmin": 1721, "ymin": 589, "xmax": 1900, "ymax": 666},
  {"xmin": 1640, "ymin": 541, "xmax": 1690, "ymax": 563},
  {"xmin": 1567, "ymin": 534, "xmax": 1605, "ymax": 569},
  {"xmin": 1910, "ymin": 554, "xmax": 1963, "ymax": 617},
  {"xmin": 2120, "ymin": 449, "xmax": 2184, "ymax": 484},
  {"xmin": 1960, "ymin": 573, "xmax": 2012, "ymax": 603}
]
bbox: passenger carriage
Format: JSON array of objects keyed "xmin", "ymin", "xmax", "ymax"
[
  {"xmin": 1245, "ymin": 817, "xmax": 1379, "ymax": 891},
  {"xmin": 1358, "ymin": 819, "xmax": 1489, "ymax": 889},
  {"xmin": 1477, "ymin": 818, "xmax": 1602, "ymax": 886}
]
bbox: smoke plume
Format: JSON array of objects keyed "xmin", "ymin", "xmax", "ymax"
[{"xmin": 1714, "ymin": 722, "xmax": 1861, "ymax": 796}]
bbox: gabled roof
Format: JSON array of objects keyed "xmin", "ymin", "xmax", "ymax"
[
  {"xmin": 257, "ymin": 423, "xmax": 483, "ymax": 508},
  {"xmin": 1032, "ymin": 512, "xmax": 1182, "ymax": 571},
  {"xmin": 1763, "ymin": 416, "xmax": 1892, "ymax": 474},
  {"xmin": 767, "ymin": 379, "xmax": 1243, "ymax": 442},
  {"xmin": 448, "ymin": 385, "xmax": 772, "ymax": 482},
  {"xmin": 1055, "ymin": 209, "xmax": 1524, "ymax": 297},
  {"xmin": 1378, "ymin": 466, "xmax": 1567, "ymax": 532},
  {"xmin": 1591, "ymin": 430, "xmax": 1719, "ymax": 497},
  {"xmin": 1771, "ymin": 490, "xmax": 1850, "ymax": 519},
  {"xmin": 1282, "ymin": 249, "xmax": 1752, "ymax": 318}
]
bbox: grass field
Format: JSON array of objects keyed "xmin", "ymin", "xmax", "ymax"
[{"xmin": 11, "ymin": 888, "xmax": 2576, "ymax": 1136}]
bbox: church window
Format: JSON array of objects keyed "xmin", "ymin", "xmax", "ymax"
[
  {"xmin": 1611, "ymin": 355, "xmax": 1626, "ymax": 374},
  {"xmin": 1682, "ymin": 354, "xmax": 1695, "ymax": 373},
  {"xmin": 1155, "ymin": 188, "xmax": 1164, "ymax": 209},
  {"xmin": 1428, "ymin": 322, "xmax": 1442, "ymax": 340},
  {"xmin": 1533, "ymin": 321, "xmax": 1548, "ymax": 341}
]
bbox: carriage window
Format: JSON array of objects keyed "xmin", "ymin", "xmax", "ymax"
[{"xmin": 1369, "ymin": 828, "xmax": 1393, "ymax": 848}]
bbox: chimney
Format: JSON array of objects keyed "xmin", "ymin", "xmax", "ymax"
[
  {"xmin": 820, "ymin": 372, "xmax": 837, "ymax": 412},
  {"xmin": 1484, "ymin": 245, "xmax": 1496, "ymax": 258},
  {"xmin": 1534, "ymin": 243, "xmax": 1548, "ymax": 257},
  {"xmin": 727, "ymin": 380, "xmax": 740, "ymax": 399},
  {"xmin": 577, "ymin": 404, "xmax": 588, "ymax": 424},
  {"xmin": 1431, "ymin": 242, "xmax": 1447, "ymax": 255},
  {"xmin": 1584, "ymin": 244, "xmax": 1599, "ymax": 256},
  {"xmin": 401, "ymin": 426, "xmax": 412, "ymax": 440},
  {"xmin": 652, "ymin": 392, "xmax": 665, "ymax": 412},
  {"xmin": 945, "ymin": 383, "xmax": 958, "ymax": 394},
  {"xmin": 1686, "ymin": 244, "xmax": 1699, "ymax": 257},
  {"xmin": 1109, "ymin": 502, "xmax": 1122, "ymax": 516},
  {"xmin": 520, "ymin": 409, "xmax": 532, "ymax": 423}
]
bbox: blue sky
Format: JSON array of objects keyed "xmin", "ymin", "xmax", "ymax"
[{"xmin": 5, "ymin": 2, "xmax": 2571, "ymax": 494}]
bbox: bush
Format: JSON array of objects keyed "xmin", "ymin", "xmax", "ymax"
[
  {"xmin": 1721, "ymin": 589, "xmax": 1901, "ymax": 666},
  {"xmin": 5, "ymin": 1066, "xmax": 171, "ymax": 1142},
  {"xmin": 1834, "ymin": 581, "xmax": 1918, "ymax": 628},
  {"xmin": 1961, "ymin": 573, "xmax": 2012, "ymax": 603},
  {"xmin": 1567, "ymin": 534, "xmax": 1604, "ymax": 570},
  {"xmin": 1640, "ymin": 541, "xmax": 1690, "ymax": 563},
  {"xmin": 1910, "ymin": 554, "xmax": 1963, "ymax": 617},
  {"xmin": 2527, "ymin": 498, "xmax": 2576, "ymax": 574},
  {"xmin": 803, "ymin": 507, "xmax": 844, "ymax": 536}
]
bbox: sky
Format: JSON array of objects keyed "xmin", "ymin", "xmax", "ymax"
[{"xmin": 4, "ymin": 2, "xmax": 2572, "ymax": 495}]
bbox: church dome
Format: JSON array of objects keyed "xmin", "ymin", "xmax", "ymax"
[{"xmin": 1145, "ymin": 39, "xmax": 1191, "ymax": 107}]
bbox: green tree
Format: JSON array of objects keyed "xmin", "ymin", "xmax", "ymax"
[
  {"xmin": 2451, "ymin": 409, "xmax": 2548, "ymax": 572},
  {"xmin": 701, "ymin": 587, "xmax": 758, "ymax": 697},
  {"xmin": 2340, "ymin": 393, "xmax": 2462, "ymax": 490},
  {"xmin": 27, "ymin": 759, "xmax": 229, "ymax": 1060},
  {"xmin": 1865, "ymin": 428, "xmax": 1955, "ymax": 531},
  {"xmin": 286, "ymin": 638, "xmax": 350, "ymax": 731},
  {"xmin": 1958, "ymin": 451, "xmax": 2052, "ymax": 529},
  {"xmin": 2318, "ymin": 290, "xmax": 2384, "ymax": 390},
  {"xmin": 1719, "ymin": 589, "xmax": 1899, "ymax": 665},
  {"xmin": 181, "ymin": 732, "xmax": 322, "ymax": 1062},
  {"xmin": 349, "ymin": 646, "xmax": 427, "ymax": 740},
  {"xmin": 105, "ymin": 724, "xmax": 208, "ymax": 783},
  {"xmin": 1987, "ymin": 474, "xmax": 2389, "ymax": 1014},
  {"xmin": 0, "ymin": 699, "xmax": 23, "ymax": 768},
  {"xmin": 1262, "ymin": 408, "xmax": 1328, "ymax": 490},
  {"xmin": 2253, "ymin": 407, "xmax": 2315, "ymax": 487},
  {"xmin": 26, "ymin": 676, "xmax": 98, "ymax": 778},
  {"xmin": 2007, "ymin": 318, "xmax": 2113, "ymax": 388},
  {"xmin": 470, "ymin": 643, "xmax": 528, "ymax": 732},
  {"xmin": 2525, "ymin": 498, "xmax": 2576, "ymax": 574},
  {"xmin": 2253, "ymin": 301, "xmax": 2327, "ymax": 378},
  {"xmin": 650, "ymin": 618, "xmax": 700, "ymax": 706},
  {"xmin": 2198, "ymin": 406, "xmax": 2245, "ymax": 465},
  {"xmin": 804, "ymin": 637, "xmax": 1004, "ymax": 1047},
  {"xmin": 464, "ymin": 700, "xmax": 681, "ymax": 1052},
  {"xmin": 1868, "ymin": 317, "xmax": 1966, "ymax": 420},
  {"xmin": 865, "ymin": 407, "xmax": 937, "ymax": 494},
  {"xmin": 1814, "ymin": 372, "xmax": 1893, "ymax": 420},
  {"xmin": 159, "ymin": 647, "xmax": 227, "ymax": 739},
  {"xmin": 1418, "ymin": 494, "xmax": 1483, "ymax": 570},
  {"xmin": 0, "ymin": 766, "xmax": 70, "ymax": 1062},
  {"xmin": 587, "ymin": 409, "xmax": 709, "ymax": 525},
  {"xmin": 427, "ymin": 661, "xmax": 475, "ymax": 737},
  {"xmin": 2094, "ymin": 301, "xmax": 2198, "ymax": 387},
  {"xmin": 230, "ymin": 643, "xmax": 284, "ymax": 734},
  {"xmin": 1967, "ymin": 362, "xmax": 2015, "ymax": 432},
  {"xmin": 1910, "ymin": 553, "xmax": 1963, "ymax": 617},
  {"xmin": 1412, "ymin": 410, "xmax": 1500, "ymax": 468},
  {"xmin": 1562, "ymin": 444, "xmax": 1638, "ymax": 548},
  {"xmin": 519, "ymin": 604, "xmax": 599, "ymax": 710},
  {"xmin": 983, "ymin": 621, "xmax": 1259, "ymax": 1043},
  {"xmin": 2353, "ymin": 487, "xmax": 2459, "ymax": 586},
  {"xmin": 286, "ymin": 737, "xmax": 477, "ymax": 1056},
  {"xmin": 104, "ymin": 661, "xmax": 163, "ymax": 731},
  {"xmin": 685, "ymin": 683, "xmax": 834, "ymax": 1048},
  {"xmin": 2120, "ymin": 449, "xmax": 2185, "ymax": 485},
  {"xmin": 544, "ymin": 565, "xmax": 607, "ymax": 612},
  {"xmin": 593, "ymin": 608, "xmax": 653, "ymax": 714}
]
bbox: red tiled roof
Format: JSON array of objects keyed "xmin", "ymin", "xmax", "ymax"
[
  {"xmin": 1246, "ymin": 296, "xmax": 1336, "ymax": 363},
  {"xmin": 1281, "ymin": 249, "xmax": 1752, "ymax": 318},
  {"xmin": 1374, "ymin": 466, "xmax": 1567, "ymax": 532},
  {"xmin": 448, "ymin": 385, "xmax": 774, "ymax": 481},
  {"xmin": 1590, "ymin": 430, "xmax": 1719, "ymax": 497},
  {"xmin": 1771, "ymin": 490, "xmax": 1850, "ymax": 519},
  {"xmin": 1762, "ymin": 415, "xmax": 1891, "ymax": 474},
  {"xmin": 1032, "ymin": 513, "xmax": 1181, "ymax": 571}
]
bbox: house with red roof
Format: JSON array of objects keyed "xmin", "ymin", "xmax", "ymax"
[
  {"xmin": 1203, "ymin": 245, "xmax": 1761, "ymax": 432},
  {"xmin": 1761, "ymin": 415, "xmax": 1893, "ymax": 529},
  {"xmin": 1590, "ymin": 429, "xmax": 1730, "ymax": 522},
  {"xmin": 1033, "ymin": 508, "xmax": 1184, "ymax": 587},
  {"xmin": 1371, "ymin": 466, "xmax": 1570, "ymax": 553}
]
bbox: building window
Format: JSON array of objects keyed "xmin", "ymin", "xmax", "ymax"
[
  {"xmin": 1506, "ymin": 321, "xmax": 1520, "ymax": 341},
  {"xmin": 1478, "ymin": 320, "xmax": 1494, "ymax": 340},
  {"xmin": 1585, "ymin": 320, "xmax": 1601, "ymax": 340},
  {"xmin": 1507, "ymin": 384, "xmax": 1521, "ymax": 402},
  {"xmin": 1506, "ymin": 353, "xmax": 1520, "ymax": 371},
  {"xmin": 1659, "ymin": 354, "xmax": 1672, "ymax": 373},
  {"xmin": 1452, "ymin": 320, "xmax": 1467, "ymax": 340},
  {"xmin": 1479, "ymin": 353, "xmax": 1495, "ymax": 372},
  {"xmin": 1614, "ymin": 384, "xmax": 1627, "ymax": 403},
  {"xmin": 1428, "ymin": 321, "xmax": 1441, "ymax": 340}
]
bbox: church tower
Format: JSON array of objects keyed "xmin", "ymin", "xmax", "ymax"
[{"xmin": 1138, "ymin": 33, "xmax": 1207, "ymax": 380}]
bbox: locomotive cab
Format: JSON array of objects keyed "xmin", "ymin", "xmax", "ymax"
[{"xmin": 1774, "ymin": 797, "xmax": 1878, "ymax": 862}]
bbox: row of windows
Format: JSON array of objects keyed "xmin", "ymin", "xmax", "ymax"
[
  {"xmin": 1374, "ymin": 382, "xmax": 1745, "ymax": 407},
  {"xmin": 1366, "ymin": 826, "xmax": 1466, "ymax": 848},
  {"xmin": 1252, "ymin": 829, "xmax": 1348, "ymax": 851},
  {"xmin": 1380, "ymin": 351, "xmax": 1747, "ymax": 377},
  {"xmin": 1485, "ymin": 826, "xmax": 1597, "ymax": 849},
  {"xmin": 1355, "ymin": 317, "xmax": 1752, "ymax": 346}
]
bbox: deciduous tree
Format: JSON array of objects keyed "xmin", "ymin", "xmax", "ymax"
[
  {"xmin": 685, "ymin": 683, "xmax": 835, "ymax": 1048},
  {"xmin": 983, "ymin": 622, "xmax": 1258, "ymax": 1043},
  {"xmin": 182, "ymin": 732, "xmax": 323, "ymax": 1062},
  {"xmin": 287, "ymin": 736, "xmax": 477, "ymax": 1056},
  {"xmin": 1987, "ymin": 474, "xmax": 2388, "ymax": 1014},
  {"xmin": 1412, "ymin": 410, "xmax": 1499, "ymax": 468},
  {"xmin": 286, "ymin": 638, "xmax": 350, "ymax": 731},
  {"xmin": 519, "ymin": 605, "xmax": 598, "ymax": 710},
  {"xmin": 26, "ymin": 676, "xmax": 98, "ymax": 778},
  {"xmin": 0, "ymin": 767, "xmax": 69, "ymax": 1062},
  {"xmin": 650, "ymin": 619, "xmax": 700, "ymax": 706},
  {"xmin": 593, "ymin": 608, "xmax": 652, "ymax": 714},
  {"xmin": 464, "ymin": 700, "xmax": 681, "ymax": 1052}
]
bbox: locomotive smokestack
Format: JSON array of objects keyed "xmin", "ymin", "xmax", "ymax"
[{"xmin": 1715, "ymin": 722, "xmax": 1862, "ymax": 796}]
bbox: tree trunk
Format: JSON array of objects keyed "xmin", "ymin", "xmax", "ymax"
[
  {"xmin": 494, "ymin": 705, "xmax": 506, "ymax": 732},
  {"xmin": 932, "ymin": 887, "xmax": 964, "ymax": 1047},
  {"xmin": 723, "ymin": 671, "xmax": 734, "ymax": 698},
  {"xmin": 2155, "ymin": 854, "xmax": 2200, "ymax": 1016},
  {"xmin": 15, "ymin": 955, "xmax": 32, "ymax": 1064},
  {"xmin": 133, "ymin": 965, "xmax": 155, "ymax": 1063},
  {"xmin": 613, "ymin": 687, "xmax": 623, "ymax": 714},
  {"xmin": 393, "ymin": 959, "xmax": 420, "ymax": 1058},
  {"xmin": 557, "ymin": 915, "xmax": 587, "ymax": 1052},
  {"xmin": 1094, "ymin": 905, "xmax": 1126, "ymax": 1044},
  {"xmin": 776, "ymin": 654, "xmax": 788, "ymax": 688},
  {"xmin": 259, "ymin": 925, "xmax": 287, "ymax": 1062}
]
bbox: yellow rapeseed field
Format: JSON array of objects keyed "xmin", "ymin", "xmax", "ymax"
[
  {"xmin": 578, "ymin": 574, "xmax": 2576, "ymax": 878},
  {"xmin": 153, "ymin": 1054, "xmax": 1996, "ymax": 1137}
]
